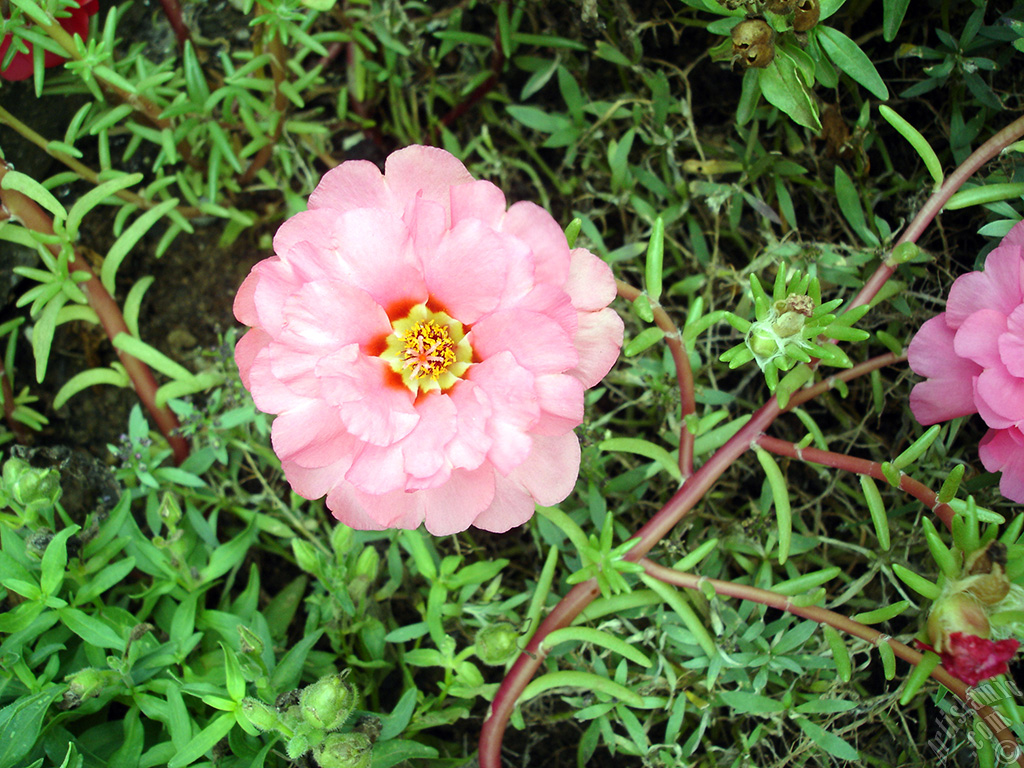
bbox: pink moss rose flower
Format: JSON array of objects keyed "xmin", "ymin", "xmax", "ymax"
[
  {"xmin": 908, "ymin": 221, "xmax": 1024, "ymax": 503},
  {"xmin": 234, "ymin": 146, "xmax": 623, "ymax": 535}
]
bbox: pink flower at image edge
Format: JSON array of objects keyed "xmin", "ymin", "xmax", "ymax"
[
  {"xmin": 918, "ymin": 634, "xmax": 1020, "ymax": 687},
  {"xmin": 0, "ymin": 0, "xmax": 99, "ymax": 81},
  {"xmin": 908, "ymin": 220, "xmax": 1024, "ymax": 503},
  {"xmin": 234, "ymin": 146, "xmax": 624, "ymax": 535}
]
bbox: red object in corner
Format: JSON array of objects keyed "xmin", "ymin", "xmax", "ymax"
[
  {"xmin": 918, "ymin": 633, "xmax": 1020, "ymax": 687},
  {"xmin": 0, "ymin": 0, "xmax": 99, "ymax": 81}
]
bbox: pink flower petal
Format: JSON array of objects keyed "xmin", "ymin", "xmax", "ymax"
[
  {"xmin": 467, "ymin": 352, "xmax": 540, "ymax": 474},
  {"xmin": 316, "ymin": 346, "xmax": 419, "ymax": 447},
  {"xmin": 234, "ymin": 328, "xmax": 270, "ymax": 389},
  {"xmin": 980, "ymin": 427, "xmax": 1024, "ymax": 503},
  {"xmin": 420, "ymin": 468, "xmax": 497, "ymax": 535},
  {"xmin": 517, "ymin": 284, "xmax": 577, "ymax": 338},
  {"xmin": 445, "ymin": 381, "xmax": 494, "ymax": 471},
  {"xmin": 532, "ymin": 373, "xmax": 585, "ymax": 436},
  {"xmin": 908, "ymin": 315, "xmax": 982, "ymax": 424},
  {"xmin": 422, "ymin": 219, "xmax": 526, "ymax": 324},
  {"xmin": 507, "ymin": 431, "xmax": 581, "ymax": 506},
  {"xmin": 946, "ymin": 245, "xmax": 1024, "ymax": 328},
  {"xmin": 450, "ymin": 180, "xmax": 508, "ymax": 229},
  {"xmin": 953, "ymin": 309, "xmax": 1007, "ymax": 369},
  {"xmin": 502, "ymin": 201, "xmax": 571, "ymax": 288},
  {"xmin": 283, "ymin": 459, "xmax": 350, "ymax": 500},
  {"xmin": 280, "ymin": 281, "xmax": 392, "ymax": 354},
  {"xmin": 472, "ymin": 475, "xmax": 538, "ymax": 533},
  {"xmin": 569, "ymin": 308, "xmax": 625, "ymax": 388},
  {"xmin": 326, "ymin": 483, "xmax": 421, "ymax": 530},
  {"xmin": 470, "ymin": 309, "xmax": 579, "ymax": 376},
  {"xmin": 271, "ymin": 400, "xmax": 355, "ymax": 468},
  {"xmin": 565, "ymin": 248, "xmax": 617, "ymax": 311},
  {"xmin": 974, "ymin": 367, "xmax": 1024, "ymax": 428},
  {"xmin": 1000, "ymin": 304, "xmax": 1024, "ymax": 378},
  {"xmin": 233, "ymin": 269, "xmax": 261, "ymax": 327},
  {"xmin": 248, "ymin": 342, "xmax": 317, "ymax": 412},
  {"xmin": 385, "ymin": 145, "xmax": 475, "ymax": 219},
  {"xmin": 308, "ymin": 159, "xmax": 390, "ymax": 214}
]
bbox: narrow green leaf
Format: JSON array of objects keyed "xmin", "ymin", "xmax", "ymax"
[
  {"xmin": 878, "ymin": 105, "xmax": 942, "ymax": 187},
  {"xmin": 66, "ymin": 173, "xmax": 143, "ymax": 240},
  {"xmin": 899, "ymin": 649, "xmax": 941, "ymax": 704},
  {"xmin": 859, "ymin": 475, "xmax": 890, "ymax": 550},
  {"xmin": 623, "ymin": 326, "xmax": 665, "ymax": 357},
  {"xmin": 111, "ymin": 333, "xmax": 193, "ymax": 381},
  {"xmin": 645, "ymin": 217, "xmax": 665, "ymax": 304},
  {"xmin": 753, "ymin": 445, "xmax": 792, "ymax": 564},
  {"xmin": 891, "ymin": 563, "xmax": 941, "ymax": 599},
  {"xmin": 521, "ymin": 671, "xmax": 644, "ymax": 708},
  {"xmin": 945, "ymin": 183, "xmax": 1024, "ymax": 211},
  {"xmin": 883, "ymin": 0, "xmax": 911, "ymax": 41},
  {"xmin": 822, "ymin": 625, "xmax": 851, "ymax": 682},
  {"xmin": 834, "ymin": 166, "xmax": 878, "ymax": 246},
  {"xmin": 640, "ymin": 574, "xmax": 717, "ymax": 658},
  {"xmin": 794, "ymin": 715, "xmax": 860, "ymax": 760},
  {"xmin": 599, "ymin": 437, "xmax": 682, "ymax": 482},
  {"xmin": 817, "ymin": 26, "xmax": 889, "ymax": 99},
  {"xmin": 542, "ymin": 626, "xmax": 652, "ymax": 667},
  {"xmin": 1, "ymin": 171, "xmax": 67, "ymax": 220},
  {"xmin": 851, "ymin": 600, "xmax": 909, "ymax": 624},
  {"xmin": 33, "ymin": 294, "xmax": 67, "ymax": 383},
  {"xmin": 53, "ymin": 365, "xmax": 130, "ymax": 409},
  {"xmin": 102, "ymin": 199, "xmax": 180, "ymax": 294},
  {"xmin": 166, "ymin": 713, "xmax": 234, "ymax": 768}
]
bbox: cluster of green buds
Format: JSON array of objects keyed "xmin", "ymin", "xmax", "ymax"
[
  {"xmin": 242, "ymin": 672, "xmax": 372, "ymax": 768},
  {"xmin": 0, "ymin": 455, "xmax": 62, "ymax": 527},
  {"xmin": 720, "ymin": 265, "xmax": 870, "ymax": 393}
]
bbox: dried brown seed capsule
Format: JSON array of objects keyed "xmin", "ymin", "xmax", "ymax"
[
  {"xmin": 731, "ymin": 19, "xmax": 775, "ymax": 68},
  {"xmin": 765, "ymin": 0, "xmax": 797, "ymax": 12},
  {"xmin": 793, "ymin": 0, "xmax": 820, "ymax": 32}
]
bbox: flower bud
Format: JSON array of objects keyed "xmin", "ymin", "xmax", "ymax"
[
  {"xmin": 300, "ymin": 673, "xmax": 357, "ymax": 732},
  {"xmin": 773, "ymin": 310, "xmax": 805, "ymax": 339},
  {"xmin": 238, "ymin": 624, "xmax": 265, "ymax": 656},
  {"xmin": 474, "ymin": 622, "xmax": 520, "ymax": 666},
  {"xmin": 314, "ymin": 732, "xmax": 373, "ymax": 768},
  {"xmin": 927, "ymin": 592, "xmax": 990, "ymax": 654},
  {"xmin": 62, "ymin": 667, "xmax": 115, "ymax": 708},
  {"xmin": 157, "ymin": 492, "xmax": 182, "ymax": 528},
  {"xmin": 241, "ymin": 697, "xmax": 281, "ymax": 732},
  {"xmin": 4, "ymin": 457, "xmax": 62, "ymax": 516},
  {"xmin": 747, "ymin": 328, "xmax": 780, "ymax": 359}
]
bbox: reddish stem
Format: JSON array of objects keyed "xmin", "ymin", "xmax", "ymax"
[
  {"xmin": 849, "ymin": 113, "xmax": 1024, "ymax": 312},
  {"xmin": 0, "ymin": 164, "xmax": 189, "ymax": 464},
  {"xmin": 0, "ymin": 362, "xmax": 30, "ymax": 444},
  {"xmin": 617, "ymin": 279, "xmax": 696, "ymax": 479},
  {"xmin": 640, "ymin": 559, "xmax": 1024, "ymax": 768},
  {"xmin": 158, "ymin": 0, "xmax": 192, "ymax": 51},
  {"xmin": 755, "ymin": 434, "xmax": 954, "ymax": 530}
]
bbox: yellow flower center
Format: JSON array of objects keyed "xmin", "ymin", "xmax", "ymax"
[
  {"xmin": 399, "ymin": 320, "xmax": 457, "ymax": 380},
  {"xmin": 382, "ymin": 304, "xmax": 472, "ymax": 393}
]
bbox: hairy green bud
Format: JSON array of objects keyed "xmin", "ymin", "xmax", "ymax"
[
  {"xmin": 300, "ymin": 672, "xmax": 356, "ymax": 732},
  {"xmin": 241, "ymin": 697, "xmax": 281, "ymax": 732},
  {"xmin": 314, "ymin": 732, "xmax": 373, "ymax": 768}
]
